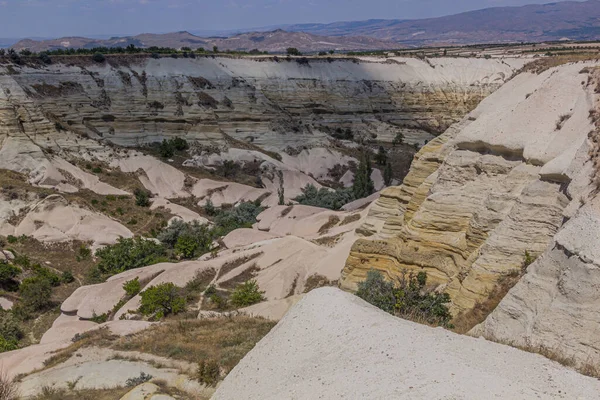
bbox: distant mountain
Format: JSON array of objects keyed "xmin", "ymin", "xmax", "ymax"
[
  {"xmin": 11, "ymin": 30, "xmax": 402, "ymax": 53},
  {"xmin": 283, "ymin": 0, "xmax": 600, "ymax": 46}
]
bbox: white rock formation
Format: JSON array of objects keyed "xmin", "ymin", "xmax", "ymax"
[{"xmin": 214, "ymin": 288, "xmax": 600, "ymax": 400}]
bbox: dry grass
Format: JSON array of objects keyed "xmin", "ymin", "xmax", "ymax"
[
  {"xmin": 216, "ymin": 252, "xmax": 262, "ymax": 280},
  {"xmin": 555, "ymin": 113, "xmax": 572, "ymax": 130},
  {"xmin": 340, "ymin": 213, "xmax": 361, "ymax": 226},
  {"xmin": 303, "ymin": 274, "xmax": 338, "ymax": 293},
  {"xmin": 516, "ymin": 53, "xmax": 600, "ymax": 76},
  {"xmin": 312, "ymin": 233, "xmax": 344, "ymax": 247},
  {"xmin": 219, "ymin": 263, "xmax": 260, "ymax": 290},
  {"xmin": 318, "ymin": 216, "xmax": 341, "ymax": 234},
  {"xmin": 31, "ymin": 386, "xmax": 130, "ymax": 400},
  {"xmin": 491, "ymin": 339, "xmax": 600, "ymax": 379},
  {"xmin": 112, "ymin": 316, "xmax": 276, "ymax": 376},
  {"xmin": 0, "ymin": 369, "xmax": 19, "ymax": 400},
  {"xmin": 452, "ymin": 272, "xmax": 522, "ymax": 334}
]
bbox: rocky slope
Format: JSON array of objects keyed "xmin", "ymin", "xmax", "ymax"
[
  {"xmin": 344, "ymin": 60, "xmax": 600, "ymax": 368},
  {"xmin": 213, "ymin": 288, "xmax": 600, "ymax": 399}
]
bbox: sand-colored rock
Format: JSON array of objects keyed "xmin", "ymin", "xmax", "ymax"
[
  {"xmin": 213, "ymin": 288, "xmax": 600, "ymax": 400},
  {"xmin": 11, "ymin": 194, "xmax": 132, "ymax": 248},
  {"xmin": 343, "ymin": 62, "xmax": 597, "ymax": 315}
]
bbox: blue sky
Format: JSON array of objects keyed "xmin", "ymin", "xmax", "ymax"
[{"xmin": 0, "ymin": 0, "xmax": 579, "ymax": 38}]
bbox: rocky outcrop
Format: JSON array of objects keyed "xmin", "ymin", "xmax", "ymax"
[
  {"xmin": 213, "ymin": 288, "xmax": 600, "ymax": 400},
  {"xmin": 343, "ymin": 62, "xmax": 597, "ymax": 329}
]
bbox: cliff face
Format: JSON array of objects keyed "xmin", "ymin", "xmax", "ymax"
[
  {"xmin": 0, "ymin": 56, "xmax": 520, "ymax": 154},
  {"xmin": 343, "ymin": 61, "xmax": 600, "ymax": 365}
]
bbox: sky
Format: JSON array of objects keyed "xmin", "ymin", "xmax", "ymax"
[{"xmin": 0, "ymin": 0, "xmax": 582, "ymax": 38}]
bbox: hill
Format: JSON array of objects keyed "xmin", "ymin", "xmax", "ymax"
[
  {"xmin": 11, "ymin": 29, "xmax": 401, "ymax": 53},
  {"xmin": 284, "ymin": 0, "xmax": 600, "ymax": 46}
]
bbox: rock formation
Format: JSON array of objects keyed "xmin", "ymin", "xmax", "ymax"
[
  {"xmin": 343, "ymin": 61, "xmax": 600, "ymax": 367},
  {"xmin": 213, "ymin": 288, "xmax": 600, "ymax": 400}
]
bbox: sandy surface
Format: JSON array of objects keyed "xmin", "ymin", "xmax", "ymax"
[{"xmin": 214, "ymin": 288, "xmax": 600, "ymax": 400}]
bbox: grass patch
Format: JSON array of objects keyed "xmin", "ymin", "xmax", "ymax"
[
  {"xmin": 113, "ymin": 316, "xmax": 276, "ymax": 377},
  {"xmin": 304, "ymin": 274, "xmax": 338, "ymax": 293},
  {"xmin": 318, "ymin": 215, "xmax": 341, "ymax": 234},
  {"xmin": 216, "ymin": 253, "xmax": 262, "ymax": 281}
]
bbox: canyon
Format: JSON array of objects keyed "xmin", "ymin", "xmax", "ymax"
[{"xmin": 1, "ymin": 51, "xmax": 600, "ymax": 398}]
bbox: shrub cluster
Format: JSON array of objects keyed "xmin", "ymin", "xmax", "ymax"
[
  {"xmin": 356, "ymin": 269, "xmax": 453, "ymax": 327},
  {"xmin": 158, "ymin": 137, "xmax": 189, "ymax": 158},
  {"xmin": 294, "ymin": 184, "xmax": 355, "ymax": 211},
  {"xmin": 138, "ymin": 282, "xmax": 186, "ymax": 320},
  {"xmin": 158, "ymin": 219, "xmax": 213, "ymax": 259},
  {"xmin": 94, "ymin": 237, "xmax": 167, "ymax": 279},
  {"xmin": 229, "ymin": 280, "xmax": 265, "ymax": 308}
]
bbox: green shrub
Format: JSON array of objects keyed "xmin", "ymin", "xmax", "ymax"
[
  {"xmin": 123, "ymin": 277, "xmax": 141, "ymax": 297},
  {"xmin": 32, "ymin": 264, "xmax": 61, "ymax": 287},
  {"xmin": 0, "ymin": 335, "xmax": 18, "ymax": 352},
  {"xmin": 0, "ymin": 262, "xmax": 20, "ymax": 285},
  {"xmin": 91, "ymin": 167, "xmax": 102, "ymax": 174},
  {"xmin": 175, "ymin": 235, "xmax": 199, "ymax": 259},
  {"xmin": 125, "ymin": 372, "xmax": 153, "ymax": 387},
  {"xmin": 230, "ymin": 280, "xmax": 265, "ymax": 308},
  {"xmin": 0, "ymin": 311, "xmax": 23, "ymax": 344},
  {"xmin": 204, "ymin": 199, "xmax": 216, "ymax": 216},
  {"xmin": 356, "ymin": 269, "xmax": 452, "ymax": 327},
  {"xmin": 19, "ymin": 276, "xmax": 52, "ymax": 312},
  {"xmin": 134, "ymin": 188, "xmax": 151, "ymax": 207},
  {"xmin": 392, "ymin": 132, "xmax": 404, "ymax": 146},
  {"xmin": 158, "ymin": 220, "xmax": 213, "ymax": 258},
  {"xmin": 171, "ymin": 137, "xmax": 189, "ymax": 151},
  {"xmin": 61, "ymin": 271, "xmax": 75, "ymax": 284},
  {"xmin": 77, "ymin": 245, "xmax": 91, "ymax": 261},
  {"xmin": 356, "ymin": 270, "xmax": 396, "ymax": 313},
  {"xmin": 213, "ymin": 201, "xmax": 263, "ymax": 236},
  {"xmin": 6, "ymin": 235, "xmax": 17, "ymax": 244},
  {"xmin": 294, "ymin": 184, "xmax": 355, "ymax": 210},
  {"xmin": 92, "ymin": 53, "xmax": 106, "ymax": 63},
  {"xmin": 95, "ymin": 237, "xmax": 167, "ymax": 277},
  {"xmin": 138, "ymin": 283, "xmax": 186, "ymax": 319},
  {"xmin": 159, "ymin": 139, "xmax": 175, "ymax": 158},
  {"xmin": 90, "ymin": 312, "xmax": 108, "ymax": 324}
]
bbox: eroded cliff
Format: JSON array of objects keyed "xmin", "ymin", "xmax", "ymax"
[{"xmin": 343, "ymin": 61, "xmax": 600, "ymax": 367}]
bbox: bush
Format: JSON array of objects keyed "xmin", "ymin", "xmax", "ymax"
[
  {"xmin": 123, "ymin": 277, "xmax": 141, "ymax": 297},
  {"xmin": 32, "ymin": 264, "xmax": 61, "ymax": 287},
  {"xmin": 175, "ymin": 235, "xmax": 199, "ymax": 259},
  {"xmin": 356, "ymin": 269, "xmax": 452, "ymax": 327},
  {"xmin": 95, "ymin": 237, "xmax": 167, "ymax": 277},
  {"xmin": 0, "ymin": 368, "xmax": 19, "ymax": 399},
  {"xmin": 134, "ymin": 188, "xmax": 151, "ymax": 207},
  {"xmin": 213, "ymin": 201, "xmax": 264, "ymax": 236},
  {"xmin": 158, "ymin": 220, "xmax": 213, "ymax": 258},
  {"xmin": 392, "ymin": 132, "xmax": 404, "ymax": 147},
  {"xmin": 0, "ymin": 336, "xmax": 18, "ymax": 353},
  {"xmin": 230, "ymin": 280, "xmax": 265, "ymax": 308},
  {"xmin": 159, "ymin": 139, "xmax": 175, "ymax": 158},
  {"xmin": 0, "ymin": 262, "xmax": 20, "ymax": 286},
  {"xmin": 125, "ymin": 372, "xmax": 152, "ymax": 387},
  {"xmin": 92, "ymin": 53, "xmax": 106, "ymax": 63},
  {"xmin": 356, "ymin": 270, "xmax": 396, "ymax": 313},
  {"xmin": 375, "ymin": 146, "xmax": 387, "ymax": 166},
  {"xmin": 19, "ymin": 277, "xmax": 52, "ymax": 312},
  {"xmin": 294, "ymin": 184, "xmax": 355, "ymax": 210},
  {"xmin": 286, "ymin": 47, "xmax": 301, "ymax": 56},
  {"xmin": 171, "ymin": 137, "xmax": 189, "ymax": 151},
  {"xmin": 138, "ymin": 283, "xmax": 186, "ymax": 319},
  {"xmin": 0, "ymin": 311, "xmax": 23, "ymax": 345},
  {"xmin": 61, "ymin": 271, "xmax": 75, "ymax": 284}
]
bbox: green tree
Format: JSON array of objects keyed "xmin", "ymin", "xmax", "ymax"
[
  {"xmin": 392, "ymin": 132, "xmax": 404, "ymax": 147},
  {"xmin": 0, "ymin": 262, "xmax": 20, "ymax": 286},
  {"xmin": 175, "ymin": 234, "xmax": 199, "ymax": 259},
  {"xmin": 95, "ymin": 237, "xmax": 167, "ymax": 277},
  {"xmin": 134, "ymin": 188, "xmax": 151, "ymax": 207},
  {"xmin": 138, "ymin": 283, "xmax": 186, "ymax": 319},
  {"xmin": 230, "ymin": 280, "xmax": 265, "ymax": 308},
  {"xmin": 384, "ymin": 162, "xmax": 393, "ymax": 187},
  {"xmin": 352, "ymin": 152, "xmax": 375, "ymax": 199},
  {"xmin": 159, "ymin": 139, "xmax": 175, "ymax": 158},
  {"xmin": 286, "ymin": 47, "xmax": 301, "ymax": 56},
  {"xmin": 375, "ymin": 146, "xmax": 387, "ymax": 166},
  {"xmin": 277, "ymin": 170, "xmax": 285, "ymax": 206},
  {"xmin": 19, "ymin": 277, "xmax": 52, "ymax": 312},
  {"xmin": 123, "ymin": 277, "xmax": 142, "ymax": 297},
  {"xmin": 213, "ymin": 46, "xmax": 219, "ymax": 53}
]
